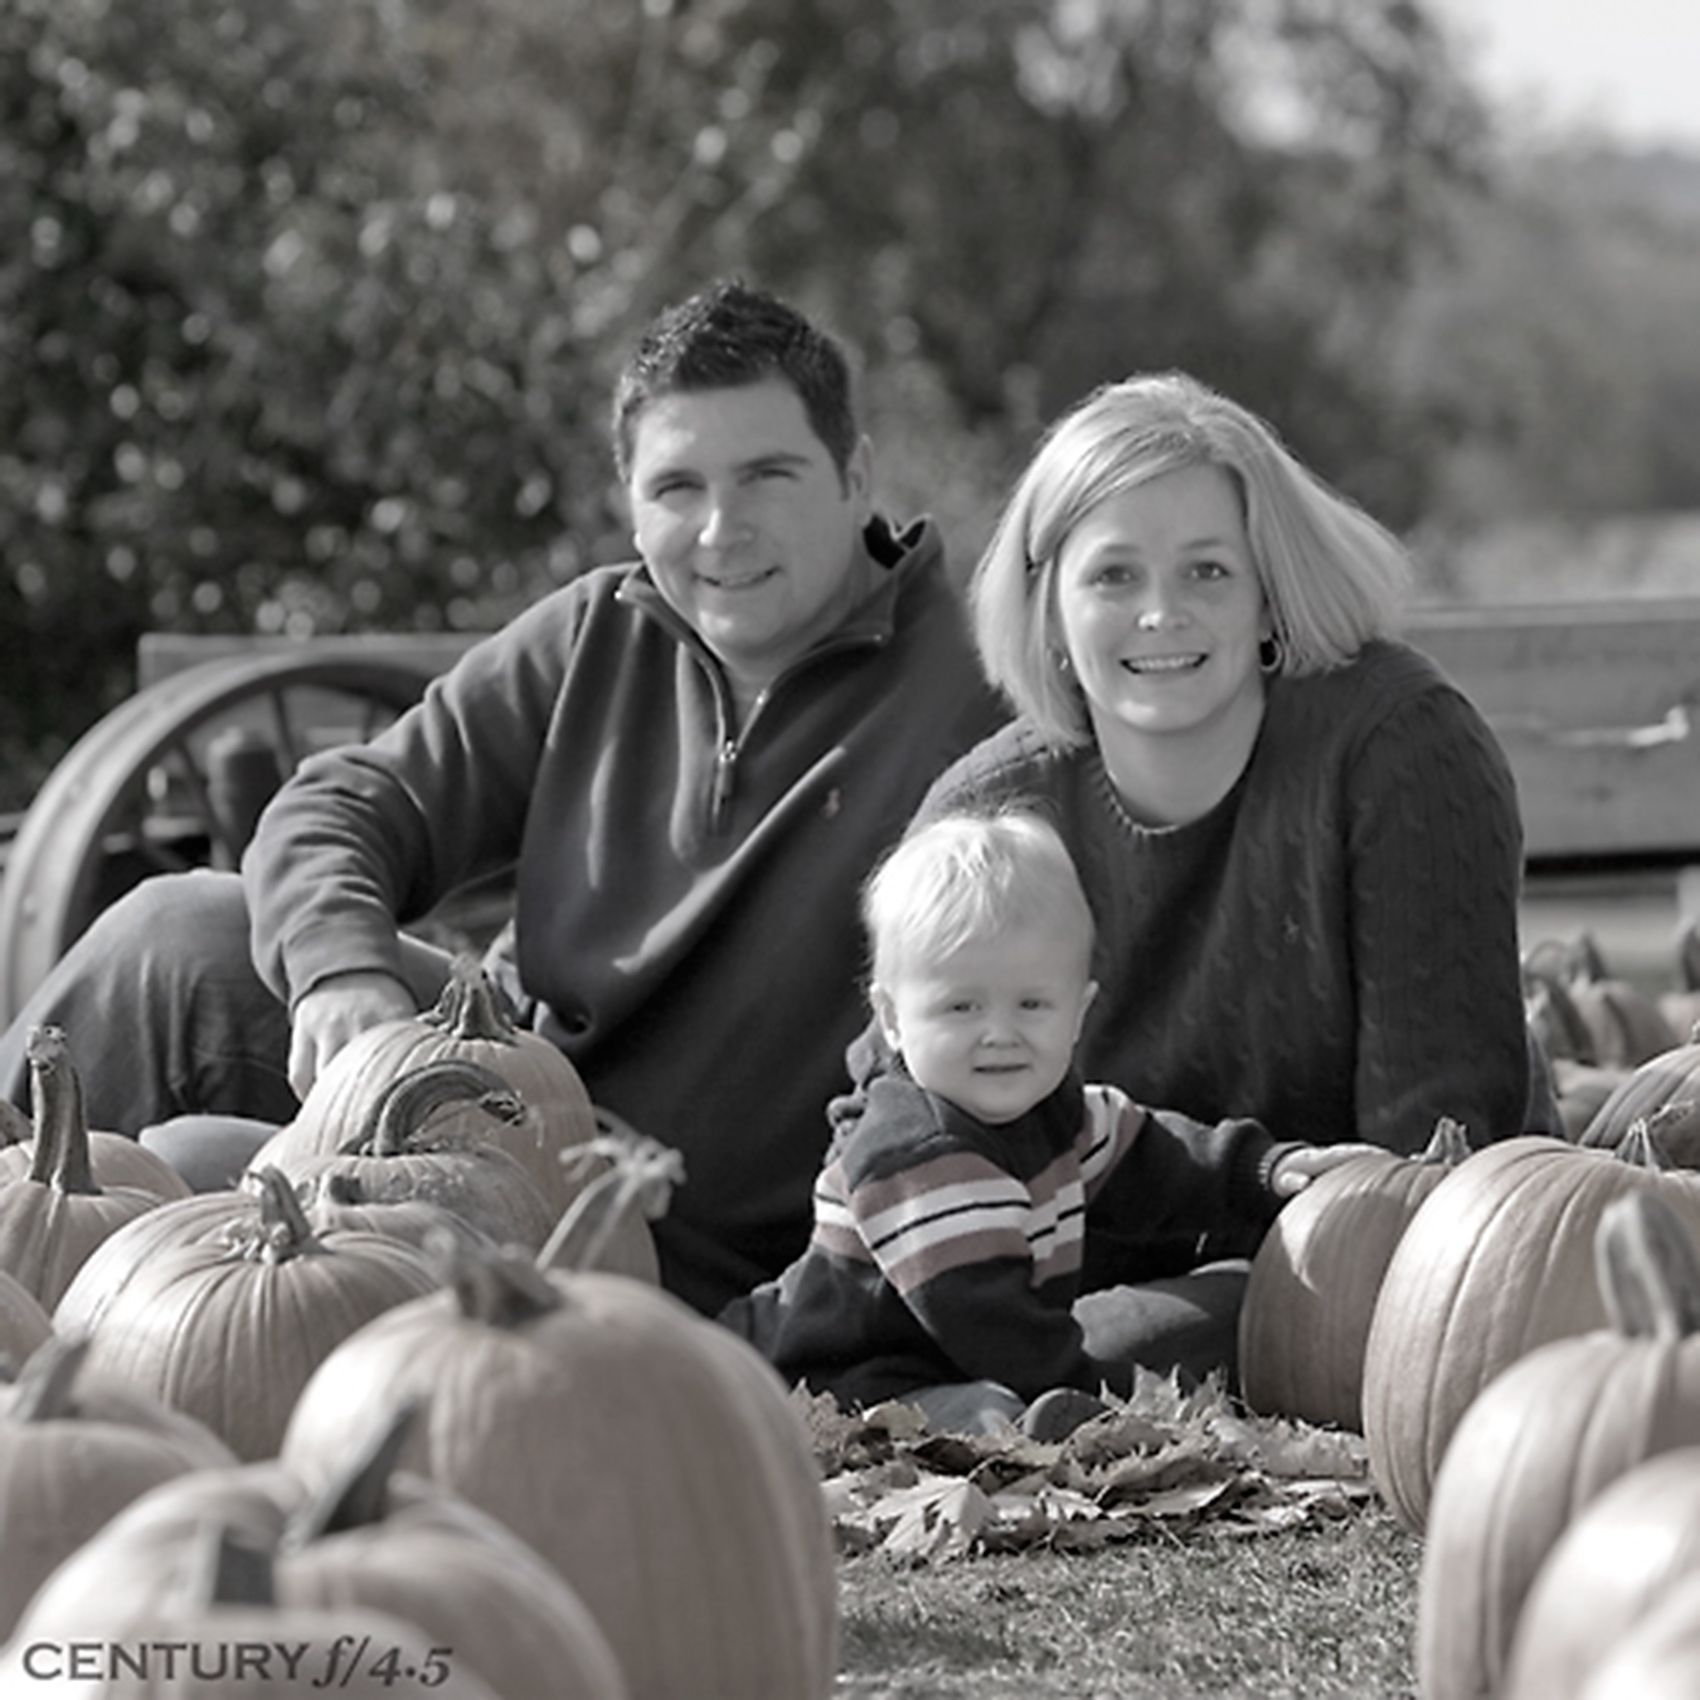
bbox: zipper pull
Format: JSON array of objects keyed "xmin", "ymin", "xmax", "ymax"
[{"xmin": 711, "ymin": 739, "xmax": 737, "ymax": 825}]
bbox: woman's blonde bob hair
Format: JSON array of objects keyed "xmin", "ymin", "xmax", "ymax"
[{"xmin": 970, "ymin": 371, "xmax": 1411, "ymax": 747}]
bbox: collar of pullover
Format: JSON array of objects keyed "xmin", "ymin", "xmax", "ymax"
[{"xmin": 612, "ymin": 513, "xmax": 929, "ymax": 668}]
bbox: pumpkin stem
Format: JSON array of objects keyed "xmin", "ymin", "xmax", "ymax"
[
  {"xmin": 1596, "ymin": 1190, "xmax": 1700, "ymax": 1340},
  {"xmin": 283, "ymin": 1397, "xmax": 422, "ymax": 1547},
  {"xmin": 229, "ymin": 1167, "xmax": 324, "ymax": 1264},
  {"xmin": 347, "ymin": 1058, "xmax": 526, "ymax": 1158},
  {"xmin": 1616, "ymin": 1115, "xmax": 1678, "ymax": 1172},
  {"xmin": 25, "ymin": 1025, "xmax": 99, "ymax": 1194},
  {"xmin": 429, "ymin": 1228, "xmax": 562, "ymax": 1328},
  {"xmin": 0, "ymin": 1097, "xmax": 28, "ymax": 1149},
  {"xmin": 189, "ymin": 1524, "xmax": 277, "ymax": 1610},
  {"xmin": 539, "ymin": 1129, "xmax": 684, "ymax": 1274},
  {"xmin": 6, "ymin": 1333, "xmax": 93, "ymax": 1424},
  {"xmin": 1417, "ymin": 1117, "xmax": 1472, "ymax": 1166},
  {"xmin": 420, "ymin": 955, "xmax": 522, "ymax": 1045}
]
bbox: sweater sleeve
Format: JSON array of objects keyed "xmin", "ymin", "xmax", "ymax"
[
  {"xmin": 1085, "ymin": 1105, "xmax": 1284, "ymax": 1242},
  {"xmin": 242, "ymin": 591, "xmax": 585, "ymax": 1006},
  {"xmin": 1343, "ymin": 682, "xmax": 1530, "ymax": 1151}
]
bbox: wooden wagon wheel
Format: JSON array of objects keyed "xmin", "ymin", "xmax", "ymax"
[{"xmin": 0, "ymin": 650, "xmax": 439, "ymax": 1027}]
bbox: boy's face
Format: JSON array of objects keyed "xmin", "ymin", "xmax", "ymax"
[{"xmin": 874, "ymin": 924, "xmax": 1097, "ymax": 1126}]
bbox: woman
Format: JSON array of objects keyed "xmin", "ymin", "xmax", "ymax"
[{"xmin": 838, "ymin": 372, "xmax": 1542, "ymax": 1355}]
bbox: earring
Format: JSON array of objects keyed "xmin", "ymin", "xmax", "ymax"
[
  {"xmin": 1258, "ymin": 633, "xmax": 1285, "ymax": 675},
  {"xmin": 1054, "ymin": 650, "xmax": 1073, "ymax": 676}
]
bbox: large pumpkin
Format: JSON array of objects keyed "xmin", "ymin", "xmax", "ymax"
[
  {"xmin": 1576, "ymin": 1570, "xmax": 1700, "ymax": 1700},
  {"xmin": 1578, "ymin": 1032, "xmax": 1700, "ymax": 1165},
  {"xmin": 0, "ymin": 1335, "xmax": 236, "ymax": 1639},
  {"xmin": 1418, "ymin": 1190, "xmax": 1700, "ymax": 1700},
  {"xmin": 280, "ymin": 1149, "xmax": 835, "ymax": 1700},
  {"xmin": 52, "ymin": 1188, "xmax": 264, "ymax": 1337},
  {"xmin": 0, "ymin": 1524, "xmax": 506, "ymax": 1700},
  {"xmin": 254, "ymin": 1060, "xmax": 556, "ymax": 1251},
  {"xmin": 17, "ymin": 1398, "xmax": 629, "ymax": 1700},
  {"xmin": 0, "ymin": 1267, "xmax": 53, "ymax": 1367},
  {"xmin": 255, "ymin": 957, "xmax": 597, "ymax": 1215},
  {"xmin": 0, "ymin": 1027, "xmax": 170, "ymax": 1309},
  {"xmin": 77, "ymin": 1167, "xmax": 439, "ymax": 1461},
  {"xmin": 1361, "ymin": 1128, "xmax": 1700, "ymax": 1530},
  {"xmin": 1238, "ymin": 1116, "xmax": 1471, "ymax": 1431},
  {"xmin": 1505, "ymin": 1445, "xmax": 1700, "ymax": 1700}
]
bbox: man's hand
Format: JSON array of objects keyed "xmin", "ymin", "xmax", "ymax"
[
  {"xmin": 1269, "ymin": 1142, "xmax": 1386, "ymax": 1199},
  {"xmin": 288, "ymin": 971, "xmax": 418, "ymax": 1101}
]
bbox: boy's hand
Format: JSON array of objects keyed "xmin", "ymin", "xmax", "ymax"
[{"xmin": 1270, "ymin": 1142, "xmax": 1386, "ymax": 1198}]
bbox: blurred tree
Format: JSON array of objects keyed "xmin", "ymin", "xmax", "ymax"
[{"xmin": 1, "ymin": 0, "xmax": 1493, "ymax": 812}]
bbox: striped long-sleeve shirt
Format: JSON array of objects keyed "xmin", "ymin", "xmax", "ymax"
[{"xmin": 719, "ymin": 1068, "xmax": 1288, "ymax": 1408}]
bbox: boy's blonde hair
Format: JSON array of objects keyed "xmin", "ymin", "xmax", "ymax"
[{"xmin": 862, "ymin": 809, "xmax": 1096, "ymax": 991}]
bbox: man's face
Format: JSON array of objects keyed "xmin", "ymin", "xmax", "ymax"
[{"xmin": 628, "ymin": 379, "xmax": 874, "ymax": 701}]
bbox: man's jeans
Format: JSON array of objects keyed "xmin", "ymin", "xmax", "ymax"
[{"xmin": 0, "ymin": 870, "xmax": 452, "ymax": 1187}]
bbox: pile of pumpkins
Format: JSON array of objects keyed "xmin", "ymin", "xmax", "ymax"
[
  {"xmin": 1238, "ymin": 918, "xmax": 1700, "ymax": 1699},
  {"xmin": 0, "ymin": 959, "xmax": 838, "ymax": 1699}
]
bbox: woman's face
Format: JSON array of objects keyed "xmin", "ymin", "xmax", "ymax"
[{"xmin": 1053, "ymin": 462, "xmax": 1270, "ymax": 749}]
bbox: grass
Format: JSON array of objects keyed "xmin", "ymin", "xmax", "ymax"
[{"xmin": 835, "ymin": 1502, "xmax": 1420, "ymax": 1698}]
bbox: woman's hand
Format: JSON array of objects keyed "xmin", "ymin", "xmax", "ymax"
[{"xmin": 1269, "ymin": 1142, "xmax": 1385, "ymax": 1198}]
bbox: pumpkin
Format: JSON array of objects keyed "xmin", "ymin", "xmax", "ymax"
[
  {"xmin": 303, "ymin": 1170, "xmax": 496, "ymax": 1254},
  {"xmin": 77, "ymin": 1166, "xmax": 439, "ymax": 1461},
  {"xmin": 1525, "ymin": 934, "xmax": 1678, "ymax": 1071},
  {"xmin": 1575, "ymin": 1570, "xmax": 1700, "ymax": 1700},
  {"xmin": 17, "ymin": 1397, "xmax": 629, "ymax": 1700},
  {"xmin": 255, "ymin": 1059, "xmax": 556, "ymax": 1251},
  {"xmin": 1418, "ymin": 1190, "xmax": 1700, "ymax": 1700},
  {"xmin": 255, "ymin": 956, "xmax": 597, "ymax": 1215},
  {"xmin": 0, "ymin": 1098, "xmax": 31, "ymax": 1147},
  {"xmin": 281, "ymin": 1135, "xmax": 835, "ymax": 1700},
  {"xmin": 0, "ymin": 1033, "xmax": 191, "ymax": 1203},
  {"xmin": 51, "ymin": 1188, "xmax": 262, "ymax": 1337},
  {"xmin": 1504, "ymin": 1445, "xmax": 1700, "ymax": 1700},
  {"xmin": 1524, "ymin": 949, "xmax": 1598, "ymax": 1066},
  {"xmin": 1238, "ymin": 1116, "xmax": 1471, "ymax": 1430},
  {"xmin": 1551, "ymin": 1056, "xmax": 1632, "ymax": 1141},
  {"xmin": 1578, "ymin": 1032, "xmax": 1700, "ymax": 1165},
  {"xmin": 0, "ymin": 1267, "xmax": 53, "ymax": 1368},
  {"xmin": 0, "ymin": 1523, "xmax": 507, "ymax": 1699},
  {"xmin": 1361, "ymin": 1126, "xmax": 1700, "ymax": 1531},
  {"xmin": 535, "ymin": 1128, "xmax": 673, "ymax": 1284},
  {"xmin": 1658, "ymin": 916, "xmax": 1700, "ymax": 1039},
  {"xmin": 0, "ymin": 1334, "xmax": 236, "ymax": 1639},
  {"xmin": 0, "ymin": 1027, "xmax": 170, "ymax": 1309}
]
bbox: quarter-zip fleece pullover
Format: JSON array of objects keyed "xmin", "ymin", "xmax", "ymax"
[{"xmin": 244, "ymin": 518, "xmax": 1004, "ymax": 1312}]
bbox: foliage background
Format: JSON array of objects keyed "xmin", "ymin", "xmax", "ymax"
[{"xmin": 4, "ymin": 0, "xmax": 1699, "ymax": 811}]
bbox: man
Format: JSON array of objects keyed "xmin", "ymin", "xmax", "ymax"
[{"xmin": 0, "ymin": 281, "xmax": 1004, "ymax": 1314}]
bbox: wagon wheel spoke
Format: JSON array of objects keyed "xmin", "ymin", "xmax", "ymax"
[{"xmin": 0, "ymin": 649, "xmax": 445, "ymax": 1026}]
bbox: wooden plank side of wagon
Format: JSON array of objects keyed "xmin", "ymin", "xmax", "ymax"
[{"xmin": 1402, "ymin": 599, "xmax": 1700, "ymax": 866}]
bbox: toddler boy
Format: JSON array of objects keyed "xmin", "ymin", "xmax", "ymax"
[{"xmin": 721, "ymin": 808, "xmax": 1372, "ymax": 1436}]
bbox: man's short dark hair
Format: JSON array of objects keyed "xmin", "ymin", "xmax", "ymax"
[{"xmin": 611, "ymin": 280, "xmax": 859, "ymax": 482}]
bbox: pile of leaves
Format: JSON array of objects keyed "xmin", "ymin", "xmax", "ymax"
[{"xmin": 796, "ymin": 1370, "xmax": 1375, "ymax": 1564}]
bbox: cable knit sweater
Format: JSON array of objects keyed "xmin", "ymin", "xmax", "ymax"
[{"xmin": 843, "ymin": 640, "xmax": 1531, "ymax": 1279}]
